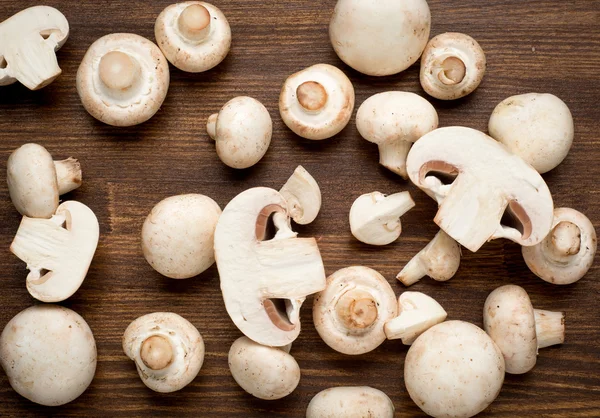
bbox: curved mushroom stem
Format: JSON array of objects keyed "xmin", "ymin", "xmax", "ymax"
[
  {"xmin": 534, "ymin": 309, "xmax": 565, "ymax": 349},
  {"xmin": 397, "ymin": 257, "xmax": 427, "ymax": 286},
  {"xmin": 377, "ymin": 140, "xmax": 412, "ymax": 179},
  {"xmin": 206, "ymin": 113, "xmax": 218, "ymax": 140},
  {"xmin": 178, "ymin": 4, "xmax": 211, "ymax": 42},
  {"xmin": 296, "ymin": 81, "xmax": 328, "ymax": 112},
  {"xmin": 438, "ymin": 57, "xmax": 466, "ymax": 85},
  {"xmin": 140, "ymin": 335, "xmax": 174, "ymax": 370},
  {"xmin": 99, "ymin": 51, "xmax": 140, "ymax": 91},
  {"xmin": 273, "ymin": 211, "xmax": 297, "ymax": 240},
  {"xmin": 335, "ymin": 289, "xmax": 378, "ymax": 330},
  {"xmin": 54, "ymin": 158, "xmax": 82, "ymax": 195},
  {"xmin": 547, "ymin": 221, "xmax": 581, "ymax": 260}
]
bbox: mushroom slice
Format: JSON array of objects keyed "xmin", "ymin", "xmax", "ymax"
[
  {"xmin": 350, "ymin": 191, "xmax": 415, "ymax": 246},
  {"xmin": 397, "ymin": 230, "xmax": 461, "ymax": 286},
  {"xmin": 214, "ymin": 187, "xmax": 326, "ymax": 347},
  {"xmin": 279, "ymin": 64, "xmax": 354, "ymax": 140},
  {"xmin": 0, "ymin": 6, "xmax": 69, "ymax": 90},
  {"xmin": 123, "ymin": 312, "xmax": 205, "ymax": 393},
  {"xmin": 313, "ymin": 266, "xmax": 397, "ymax": 355},
  {"xmin": 10, "ymin": 201, "xmax": 99, "ymax": 303},
  {"xmin": 406, "ymin": 127, "xmax": 554, "ymax": 252},
  {"xmin": 307, "ymin": 386, "xmax": 395, "ymax": 418},
  {"xmin": 420, "ymin": 32, "xmax": 486, "ymax": 100},
  {"xmin": 279, "ymin": 165, "xmax": 321, "ymax": 225},
  {"xmin": 384, "ymin": 292, "xmax": 447, "ymax": 345}
]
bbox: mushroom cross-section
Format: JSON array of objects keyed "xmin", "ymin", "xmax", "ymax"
[
  {"xmin": 313, "ymin": 266, "xmax": 397, "ymax": 355},
  {"xmin": 406, "ymin": 126, "xmax": 554, "ymax": 252},
  {"xmin": 279, "ymin": 165, "xmax": 321, "ymax": 225},
  {"xmin": 307, "ymin": 386, "xmax": 395, "ymax": 418},
  {"xmin": 214, "ymin": 187, "xmax": 326, "ymax": 347}
]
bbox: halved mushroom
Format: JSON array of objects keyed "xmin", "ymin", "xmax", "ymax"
[
  {"xmin": 214, "ymin": 187, "xmax": 326, "ymax": 347},
  {"xmin": 279, "ymin": 64, "xmax": 354, "ymax": 140},
  {"xmin": 123, "ymin": 312, "xmax": 204, "ymax": 392},
  {"xmin": 10, "ymin": 201, "xmax": 99, "ymax": 303},
  {"xmin": 406, "ymin": 127, "xmax": 554, "ymax": 252},
  {"xmin": 349, "ymin": 191, "xmax": 415, "ymax": 246},
  {"xmin": 155, "ymin": 2, "xmax": 231, "ymax": 72},
  {"xmin": 313, "ymin": 266, "xmax": 397, "ymax": 355},
  {"xmin": 307, "ymin": 386, "xmax": 395, "ymax": 418},
  {"xmin": 279, "ymin": 166, "xmax": 321, "ymax": 225},
  {"xmin": 77, "ymin": 33, "xmax": 170, "ymax": 126},
  {"xmin": 0, "ymin": 6, "xmax": 69, "ymax": 90}
]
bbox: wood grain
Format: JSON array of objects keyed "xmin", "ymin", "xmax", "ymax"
[{"xmin": 1, "ymin": 0, "xmax": 599, "ymax": 416}]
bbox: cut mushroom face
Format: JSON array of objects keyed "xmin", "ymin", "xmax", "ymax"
[
  {"xmin": 0, "ymin": 6, "xmax": 69, "ymax": 90},
  {"xmin": 356, "ymin": 92, "xmax": 438, "ymax": 178},
  {"xmin": 10, "ymin": 201, "xmax": 99, "ymax": 303},
  {"xmin": 313, "ymin": 266, "xmax": 397, "ymax": 355},
  {"xmin": 0, "ymin": 305, "xmax": 96, "ymax": 406},
  {"xmin": 484, "ymin": 285, "xmax": 565, "ymax": 374},
  {"xmin": 77, "ymin": 33, "xmax": 170, "ymax": 127},
  {"xmin": 214, "ymin": 187, "xmax": 326, "ymax": 347},
  {"xmin": 349, "ymin": 191, "xmax": 415, "ymax": 246},
  {"xmin": 406, "ymin": 127, "xmax": 554, "ymax": 252},
  {"xmin": 279, "ymin": 64, "xmax": 354, "ymax": 140},
  {"xmin": 307, "ymin": 386, "xmax": 395, "ymax": 418},
  {"xmin": 420, "ymin": 32, "xmax": 486, "ymax": 100},
  {"xmin": 155, "ymin": 2, "xmax": 231, "ymax": 72},
  {"xmin": 279, "ymin": 165, "xmax": 321, "ymax": 225},
  {"xmin": 329, "ymin": 0, "xmax": 430, "ymax": 76},
  {"xmin": 123, "ymin": 312, "xmax": 204, "ymax": 392},
  {"xmin": 7, "ymin": 143, "xmax": 82, "ymax": 218}
]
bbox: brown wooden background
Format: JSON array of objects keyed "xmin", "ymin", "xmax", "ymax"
[{"xmin": 1, "ymin": 1, "xmax": 599, "ymax": 416}]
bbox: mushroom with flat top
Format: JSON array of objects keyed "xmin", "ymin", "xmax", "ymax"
[
  {"xmin": 307, "ymin": 386, "xmax": 395, "ymax": 418},
  {"xmin": 280, "ymin": 166, "xmax": 321, "ymax": 225}
]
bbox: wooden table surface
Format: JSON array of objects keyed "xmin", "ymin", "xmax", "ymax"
[{"xmin": 1, "ymin": 0, "xmax": 599, "ymax": 416}]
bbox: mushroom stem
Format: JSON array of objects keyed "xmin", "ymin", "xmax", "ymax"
[
  {"xmin": 273, "ymin": 211, "xmax": 297, "ymax": 240},
  {"xmin": 140, "ymin": 335, "xmax": 174, "ymax": 370},
  {"xmin": 206, "ymin": 113, "xmax": 218, "ymax": 140},
  {"xmin": 438, "ymin": 56, "xmax": 466, "ymax": 85},
  {"xmin": 296, "ymin": 81, "xmax": 328, "ymax": 112},
  {"xmin": 178, "ymin": 4, "xmax": 211, "ymax": 42},
  {"xmin": 547, "ymin": 221, "xmax": 581, "ymax": 260},
  {"xmin": 534, "ymin": 309, "xmax": 565, "ymax": 349},
  {"xmin": 98, "ymin": 51, "xmax": 140, "ymax": 91},
  {"xmin": 377, "ymin": 140, "xmax": 412, "ymax": 179},
  {"xmin": 335, "ymin": 289, "xmax": 378, "ymax": 331},
  {"xmin": 54, "ymin": 158, "xmax": 82, "ymax": 195},
  {"xmin": 397, "ymin": 257, "xmax": 427, "ymax": 286}
]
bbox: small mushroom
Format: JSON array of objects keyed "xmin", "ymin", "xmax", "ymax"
[
  {"xmin": 7, "ymin": 143, "xmax": 82, "ymax": 218},
  {"xmin": 279, "ymin": 64, "xmax": 354, "ymax": 140},
  {"xmin": 142, "ymin": 194, "xmax": 222, "ymax": 279},
  {"xmin": 384, "ymin": 292, "xmax": 447, "ymax": 345},
  {"xmin": 420, "ymin": 32, "xmax": 486, "ymax": 100},
  {"xmin": 329, "ymin": 0, "xmax": 431, "ymax": 76},
  {"xmin": 228, "ymin": 336, "xmax": 300, "ymax": 400},
  {"xmin": 397, "ymin": 230, "xmax": 461, "ymax": 286},
  {"xmin": 0, "ymin": 6, "xmax": 69, "ymax": 90},
  {"xmin": 155, "ymin": 2, "xmax": 231, "ymax": 72},
  {"xmin": 207, "ymin": 96, "xmax": 272, "ymax": 169},
  {"xmin": 0, "ymin": 305, "xmax": 96, "ymax": 406},
  {"xmin": 307, "ymin": 386, "xmax": 395, "ymax": 418},
  {"xmin": 123, "ymin": 312, "xmax": 204, "ymax": 392},
  {"xmin": 522, "ymin": 208, "xmax": 596, "ymax": 285},
  {"xmin": 279, "ymin": 165, "xmax": 321, "ymax": 225},
  {"xmin": 488, "ymin": 93, "xmax": 574, "ymax": 173},
  {"xmin": 356, "ymin": 92, "xmax": 438, "ymax": 178},
  {"xmin": 313, "ymin": 266, "xmax": 397, "ymax": 355},
  {"xmin": 349, "ymin": 191, "xmax": 415, "ymax": 246},
  {"xmin": 77, "ymin": 33, "xmax": 170, "ymax": 127},
  {"xmin": 484, "ymin": 285, "xmax": 565, "ymax": 374},
  {"xmin": 405, "ymin": 320, "xmax": 505, "ymax": 418}
]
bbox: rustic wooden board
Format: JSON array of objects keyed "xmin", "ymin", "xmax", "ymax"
[{"xmin": 0, "ymin": 0, "xmax": 599, "ymax": 416}]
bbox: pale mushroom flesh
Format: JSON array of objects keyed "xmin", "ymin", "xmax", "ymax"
[{"xmin": 279, "ymin": 165, "xmax": 322, "ymax": 225}]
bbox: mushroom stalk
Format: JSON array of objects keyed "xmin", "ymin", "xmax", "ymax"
[
  {"xmin": 335, "ymin": 288, "xmax": 378, "ymax": 330},
  {"xmin": 140, "ymin": 335, "xmax": 174, "ymax": 370},
  {"xmin": 178, "ymin": 4, "xmax": 211, "ymax": 42},
  {"xmin": 378, "ymin": 140, "xmax": 412, "ymax": 178},
  {"xmin": 397, "ymin": 258, "xmax": 427, "ymax": 287},
  {"xmin": 206, "ymin": 113, "xmax": 218, "ymax": 140},
  {"xmin": 54, "ymin": 158, "xmax": 82, "ymax": 195},
  {"xmin": 534, "ymin": 309, "xmax": 565, "ymax": 349},
  {"xmin": 547, "ymin": 221, "xmax": 580, "ymax": 260}
]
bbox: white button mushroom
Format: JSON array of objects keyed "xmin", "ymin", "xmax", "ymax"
[
  {"xmin": 349, "ymin": 191, "xmax": 415, "ymax": 246},
  {"xmin": 329, "ymin": 0, "xmax": 431, "ymax": 76},
  {"xmin": 484, "ymin": 285, "xmax": 565, "ymax": 374},
  {"xmin": 0, "ymin": 305, "xmax": 96, "ymax": 406},
  {"xmin": 77, "ymin": 33, "xmax": 170, "ymax": 127},
  {"xmin": 279, "ymin": 64, "xmax": 354, "ymax": 140},
  {"xmin": 488, "ymin": 93, "xmax": 574, "ymax": 173},
  {"xmin": 307, "ymin": 386, "xmax": 395, "ymax": 418},
  {"xmin": 123, "ymin": 312, "xmax": 205, "ymax": 393},
  {"xmin": 522, "ymin": 208, "xmax": 596, "ymax": 285},
  {"xmin": 313, "ymin": 266, "xmax": 397, "ymax": 355},
  {"xmin": 356, "ymin": 92, "xmax": 438, "ymax": 178},
  {"xmin": 207, "ymin": 96, "xmax": 272, "ymax": 169},
  {"xmin": 228, "ymin": 336, "xmax": 300, "ymax": 400},
  {"xmin": 405, "ymin": 320, "xmax": 505, "ymax": 418},
  {"xmin": 279, "ymin": 165, "xmax": 322, "ymax": 225},
  {"xmin": 7, "ymin": 143, "xmax": 82, "ymax": 218},
  {"xmin": 0, "ymin": 6, "xmax": 69, "ymax": 90},
  {"xmin": 420, "ymin": 32, "xmax": 486, "ymax": 100},
  {"xmin": 142, "ymin": 194, "xmax": 221, "ymax": 279}
]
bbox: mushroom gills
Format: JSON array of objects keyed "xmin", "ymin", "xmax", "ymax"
[{"xmin": 264, "ymin": 298, "xmax": 298, "ymax": 331}]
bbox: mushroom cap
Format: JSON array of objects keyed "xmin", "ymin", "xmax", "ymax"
[
  {"xmin": 420, "ymin": 32, "xmax": 486, "ymax": 100},
  {"xmin": 228, "ymin": 336, "xmax": 300, "ymax": 400},
  {"xmin": 306, "ymin": 386, "xmax": 395, "ymax": 418},
  {"xmin": 523, "ymin": 208, "xmax": 596, "ymax": 285},
  {"xmin": 155, "ymin": 2, "xmax": 231, "ymax": 72},
  {"xmin": 0, "ymin": 305, "xmax": 96, "ymax": 406},
  {"xmin": 329, "ymin": 0, "xmax": 430, "ymax": 76},
  {"xmin": 405, "ymin": 320, "xmax": 505, "ymax": 418},
  {"xmin": 122, "ymin": 312, "xmax": 204, "ymax": 393},
  {"xmin": 279, "ymin": 165, "xmax": 322, "ymax": 225},
  {"xmin": 313, "ymin": 266, "xmax": 397, "ymax": 355},
  {"xmin": 488, "ymin": 93, "xmax": 574, "ymax": 173},
  {"xmin": 279, "ymin": 64, "xmax": 354, "ymax": 140},
  {"xmin": 76, "ymin": 33, "xmax": 170, "ymax": 127},
  {"xmin": 142, "ymin": 194, "xmax": 222, "ymax": 279}
]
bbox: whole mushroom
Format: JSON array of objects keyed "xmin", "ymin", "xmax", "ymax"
[
  {"xmin": 307, "ymin": 386, "xmax": 395, "ymax": 418},
  {"xmin": 279, "ymin": 165, "xmax": 322, "ymax": 225}
]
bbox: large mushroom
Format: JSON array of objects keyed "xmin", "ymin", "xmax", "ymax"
[
  {"xmin": 307, "ymin": 386, "xmax": 395, "ymax": 418},
  {"xmin": 279, "ymin": 165, "xmax": 322, "ymax": 225}
]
